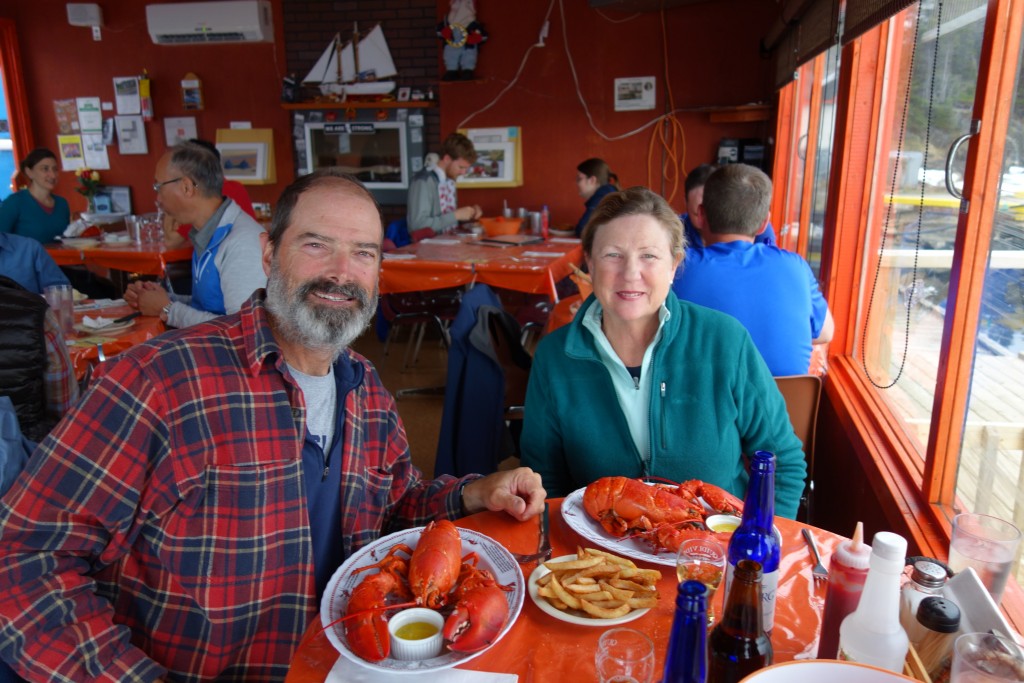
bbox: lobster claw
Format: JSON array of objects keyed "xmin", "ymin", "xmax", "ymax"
[{"xmin": 443, "ymin": 585, "xmax": 510, "ymax": 653}]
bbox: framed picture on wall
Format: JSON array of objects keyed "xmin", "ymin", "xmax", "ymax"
[
  {"xmin": 217, "ymin": 142, "xmax": 269, "ymax": 182},
  {"xmin": 95, "ymin": 185, "xmax": 132, "ymax": 214},
  {"xmin": 459, "ymin": 142, "xmax": 516, "ymax": 186},
  {"xmin": 397, "ymin": 87, "xmax": 411, "ymax": 102}
]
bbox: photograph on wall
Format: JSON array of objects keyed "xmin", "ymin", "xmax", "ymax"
[
  {"xmin": 76, "ymin": 97, "xmax": 103, "ymax": 133},
  {"xmin": 164, "ymin": 116, "xmax": 198, "ymax": 146},
  {"xmin": 57, "ymin": 134, "xmax": 85, "ymax": 170},
  {"xmin": 613, "ymin": 76, "xmax": 656, "ymax": 111},
  {"xmin": 181, "ymin": 74, "xmax": 204, "ymax": 111},
  {"xmin": 95, "ymin": 185, "xmax": 132, "ymax": 215},
  {"xmin": 113, "ymin": 77, "xmax": 141, "ymax": 115},
  {"xmin": 82, "ymin": 133, "xmax": 110, "ymax": 170},
  {"xmin": 459, "ymin": 142, "xmax": 515, "ymax": 185},
  {"xmin": 53, "ymin": 99, "xmax": 79, "ymax": 134},
  {"xmin": 115, "ymin": 115, "xmax": 148, "ymax": 155},
  {"xmin": 217, "ymin": 142, "xmax": 268, "ymax": 182}
]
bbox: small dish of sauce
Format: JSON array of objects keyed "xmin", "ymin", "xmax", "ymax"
[{"xmin": 387, "ymin": 607, "xmax": 445, "ymax": 660}]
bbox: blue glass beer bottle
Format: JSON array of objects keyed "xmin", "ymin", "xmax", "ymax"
[
  {"xmin": 722, "ymin": 450, "xmax": 780, "ymax": 632},
  {"xmin": 663, "ymin": 580, "xmax": 708, "ymax": 683}
]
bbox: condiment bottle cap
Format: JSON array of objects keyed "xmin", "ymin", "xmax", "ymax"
[
  {"xmin": 870, "ymin": 531, "xmax": 907, "ymax": 570},
  {"xmin": 832, "ymin": 521, "xmax": 872, "ymax": 570},
  {"xmin": 915, "ymin": 596, "xmax": 961, "ymax": 633}
]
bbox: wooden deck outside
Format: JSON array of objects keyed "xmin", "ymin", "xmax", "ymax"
[{"xmin": 868, "ymin": 300, "xmax": 1024, "ymax": 579}]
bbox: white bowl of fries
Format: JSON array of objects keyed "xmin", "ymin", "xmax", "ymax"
[{"xmin": 528, "ymin": 547, "xmax": 662, "ymax": 626}]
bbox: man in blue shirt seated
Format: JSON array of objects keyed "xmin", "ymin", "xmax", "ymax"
[
  {"xmin": 682, "ymin": 163, "xmax": 776, "ymax": 249},
  {"xmin": 672, "ymin": 163, "xmax": 833, "ymax": 376},
  {"xmin": 0, "ymin": 232, "xmax": 69, "ymax": 294}
]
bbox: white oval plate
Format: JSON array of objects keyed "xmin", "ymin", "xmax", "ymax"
[
  {"xmin": 60, "ymin": 237, "xmax": 100, "ymax": 249},
  {"xmin": 561, "ymin": 486, "xmax": 678, "ymax": 567},
  {"xmin": 320, "ymin": 526, "xmax": 524, "ymax": 674},
  {"xmin": 74, "ymin": 320, "xmax": 134, "ymax": 335},
  {"xmin": 527, "ymin": 555, "xmax": 652, "ymax": 626}
]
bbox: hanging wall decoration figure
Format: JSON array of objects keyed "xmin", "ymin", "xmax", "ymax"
[{"xmin": 438, "ymin": 0, "xmax": 487, "ymax": 81}]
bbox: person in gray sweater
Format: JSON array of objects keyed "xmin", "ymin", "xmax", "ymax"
[
  {"xmin": 124, "ymin": 141, "xmax": 266, "ymax": 329},
  {"xmin": 406, "ymin": 133, "xmax": 482, "ymax": 235}
]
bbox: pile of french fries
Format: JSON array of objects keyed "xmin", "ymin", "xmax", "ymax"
[{"xmin": 535, "ymin": 547, "xmax": 661, "ymax": 619}]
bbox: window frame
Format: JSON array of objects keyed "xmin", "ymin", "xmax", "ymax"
[{"xmin": 802, "ymin": 0, "xmax": 1024, "ymax": 625}]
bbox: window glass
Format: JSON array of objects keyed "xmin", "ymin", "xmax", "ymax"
[
  {"xmin": 955, "ymin": 38, "xmax": 1024, "ymax": 585},
  {"xmin": 856, "ymin": 1, "xmax": 987, "ymax": 454},
  {"xmin": 0, "ymin": 65, "xmax": 13, "ymax": 201},
  {"xmin": 806, "ymin": 45, "xmax": 842, "ymax": 275},
  {"xmin": 779, "ymin": 61, "xmax": 814, "ymax": 252}
]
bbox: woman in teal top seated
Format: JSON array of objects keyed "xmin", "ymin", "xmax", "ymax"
[
  {"xmin": 520, "ymin": 186, "xmax": 807, "ymax": 518},
  {"xmin": 0, "ymin": 148, "xmax": 70, "ymax": 243}
]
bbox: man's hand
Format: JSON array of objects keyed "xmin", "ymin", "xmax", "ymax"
[
  {"xmin": 461, "ymin": 467, "xmax": 546, "ymax": 522},
  {"xmin": 135, "ymin": 283, "xmax": 171, "ymax": 317},
  {"xmin": 454, "ymin": 206, "xmax": 477, "ymax": 222}
]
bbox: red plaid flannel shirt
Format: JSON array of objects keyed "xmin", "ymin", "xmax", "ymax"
[{"xmin": 0, "ymin": 292, "xmax": 471, "ymax": 681}]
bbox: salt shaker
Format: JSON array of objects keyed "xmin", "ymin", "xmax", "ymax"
[{"xmin": 899, "ymin": 559, "xmax": 948, "ymax": 641}]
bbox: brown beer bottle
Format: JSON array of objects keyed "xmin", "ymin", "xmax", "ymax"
[{"xmin": 707, "ymin": 559, "xmax": 773, "ymax": 683}]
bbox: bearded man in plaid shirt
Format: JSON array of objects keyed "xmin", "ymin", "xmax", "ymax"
[{"xmin": 0, "ymin": 170, "xmax": 545, "ymax": 682}]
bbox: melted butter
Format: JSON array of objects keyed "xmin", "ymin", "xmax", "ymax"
[
  {"xmin": 709, "ymin": 519, "xmax": 740, "ymax": 533},
  {"xmin": 395, "ymin": 622, "xmax": 439, "ymax": 641}
]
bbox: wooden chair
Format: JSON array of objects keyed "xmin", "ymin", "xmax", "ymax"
[{"xmin": 774, "ymin": 374, "xmax": 823, "ymax": 523}]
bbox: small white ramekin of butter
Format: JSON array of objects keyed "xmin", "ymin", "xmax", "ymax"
[
  {"xmin": 387, "ymin": 607, "xmax": 445, "ymax": 660},
  {"xmin": 706, "ymin": 514, "xmax": 783, "ymax": 543}
]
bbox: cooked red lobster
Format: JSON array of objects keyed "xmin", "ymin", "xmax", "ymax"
[
  {"xmin": 583, "ymin": 476, "xmax": 743, "ymax": 553},
  {"xmin": 340, "ymin": 520, "xmax": 513, "ymax": 662}
]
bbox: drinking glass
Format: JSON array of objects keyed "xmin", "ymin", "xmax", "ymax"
[
  {"xmin": 951, "ymin": 632, "xmax": 1024, "ymax": 682},
  {"xmin": 948, "ymin": 513, "xmax": 1021, "ymax": 605},
  {"xmin": 595, "ymin": 628, "xmax": 655, "ymax": 683},
  {"xmin": 44, "ymin": 284, "xmax": 75, "ymax": 336},
  {"xmin": 675, "ymin": 537, "xmax": 726, "ymax": 626}
]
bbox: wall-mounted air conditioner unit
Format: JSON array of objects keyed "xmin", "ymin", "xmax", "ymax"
[{"xmin": 146, "ymin": 1, "xmax": 273, "ymax": 44}]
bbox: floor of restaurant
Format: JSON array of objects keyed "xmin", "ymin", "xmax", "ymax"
[{"xmin": 351, "ymin": 322, "xmax": 520, "ymax": 478}]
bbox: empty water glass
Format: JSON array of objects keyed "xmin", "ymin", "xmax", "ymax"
[
  {"xmin": 595, "ymin": 628, "xmax": 655, "ymax": 683},
  {"xmin": 43, "ymin": 284, "xmax": 75, "ymax": 336}
]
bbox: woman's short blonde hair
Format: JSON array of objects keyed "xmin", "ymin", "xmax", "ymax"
[{"xmin": 581, "ymin": 186, "xmax": 686, "ymax": 258}]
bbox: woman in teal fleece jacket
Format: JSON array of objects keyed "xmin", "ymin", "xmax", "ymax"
[{"xmin": 520, "ymin": 187, "xmax": 806, "ymax": 518}]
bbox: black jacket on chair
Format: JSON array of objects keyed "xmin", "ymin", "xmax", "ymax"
[{"xmin": 0, "ymin": 276, "xmax": 49, "ymax": 442}]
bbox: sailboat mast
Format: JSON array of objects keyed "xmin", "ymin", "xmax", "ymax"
[
  {"xmin": 352, "ymin": 21, "xmax": 360, "ymax": 82},
  {"xmin": 334, "ymin": 33, "xmax": 342, "ymax": 84}
]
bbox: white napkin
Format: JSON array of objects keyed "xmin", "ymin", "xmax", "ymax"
[
  {"xmin": 382, "ymin": 253, "xmax": 418, "ymax": 261},
  {"xmin": 82, "ymin": 316, "xmax": 118, "ymax": 330},
  {"xmin": 104, "ymin": 232, "xmax": 131, "ymax": 243},
  {"xmin": 418, "ymin": 238, "xmax": 461, "ymax": 245},
  {"xmin": 325, "ymin": 659, "xmax": 517, "ymax": 683},
  {"xmin": 548, "ymin": 237, "xmax": 580, "ymax": 243},
  {"xmin": 520, "ymin": 251, "xmax": 560, "ymax": 258},
  {"xmin": 63, "ymin": 219, "xmax": 88, "ymax": 238}
]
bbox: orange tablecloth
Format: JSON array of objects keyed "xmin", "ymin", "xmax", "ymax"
[
  {"xmin": 47, "ymin": 243, "xmax": 193, "ymax": 277},
  {"xmin": 380, "ymin": 237, "xmax": 583, "ymax": 301},
  {"xmin": 68, "ymin": 302, "xmax": 166, "ymax": 380},
  {"xmin": 286, "ymin": 498, "xmax": 842, "ymax": 682}
]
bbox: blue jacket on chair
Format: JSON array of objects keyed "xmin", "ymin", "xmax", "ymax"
[{"xmin": 434, "ymin": 284, "xmax": 512, "ymax": 477}]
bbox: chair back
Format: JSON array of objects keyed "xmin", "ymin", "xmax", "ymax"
[
  {"xmin": 385, "ymin": 219, "xmax": 411, "ymax": 248},
  {"xmin": 483, "ymin": 306, "xmax": 532, "ymax": 419},
  {"xmin": 774, "ymin": 374, "xmax": 822, "ymax": 522}
]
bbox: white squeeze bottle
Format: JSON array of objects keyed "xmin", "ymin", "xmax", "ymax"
[{"xmin": 837, "ymin": 531, "xmax": 909, "ymax": 672}]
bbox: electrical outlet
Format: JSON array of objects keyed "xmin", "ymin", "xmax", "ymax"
[{"xmin": 92, "ymin": 25, "xmax": 101, "ymax": 40}]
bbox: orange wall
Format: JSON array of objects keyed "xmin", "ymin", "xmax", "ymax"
[
  {"xmin": 1, "ymin": 0, "xmax": 291, "ymax": 213},
  {"xmin": 438, "ymin": 0, "xmax": 779, "ymax": 224},
  {"xmin": 3, "ymin": 0, "xmax": 779, "ymax": 219}
]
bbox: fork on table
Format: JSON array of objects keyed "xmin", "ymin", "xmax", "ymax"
[{"xmin": 801, "ymin": 528, "xmax": 829, "ymax": 585}]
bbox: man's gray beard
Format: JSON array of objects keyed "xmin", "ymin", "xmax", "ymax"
[{"xmin": 265, "ymin": 262, "xmax": 378, "ymax": 357}]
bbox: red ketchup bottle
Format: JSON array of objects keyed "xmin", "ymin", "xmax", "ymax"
[{"xmin": 817, "ymin": 521, "xmax": 872, "ymax": 659}]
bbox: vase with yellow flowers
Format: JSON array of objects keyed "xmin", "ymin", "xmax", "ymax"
[{"xmin": 75, "ymin": 167, "xmax": 102, "ymax": 213}]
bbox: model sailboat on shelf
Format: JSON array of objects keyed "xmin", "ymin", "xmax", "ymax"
[{"xmin": 303, "ymin": 22, "xmax": 397, "ymax": 97}]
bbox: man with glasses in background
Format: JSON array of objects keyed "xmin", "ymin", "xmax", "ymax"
[{"xmin": 124, "ymin": 141, "xmax": 266, "ymax": 328}]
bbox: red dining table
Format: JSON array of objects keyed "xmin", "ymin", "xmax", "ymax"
[
  {"xmin": 286, "ymin": 498, "xmax": 842, "ymax": 682},
  {"xmin": 47, "ymin": 241, "xmax": 193, "ymax": 278},
  {"xmin": 67, "ymin": 301, "xmax": 166, "ymax": 381},
  {"xmin": 380, "ymin": 235, "xmax": 583, "ymax": 302}
]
